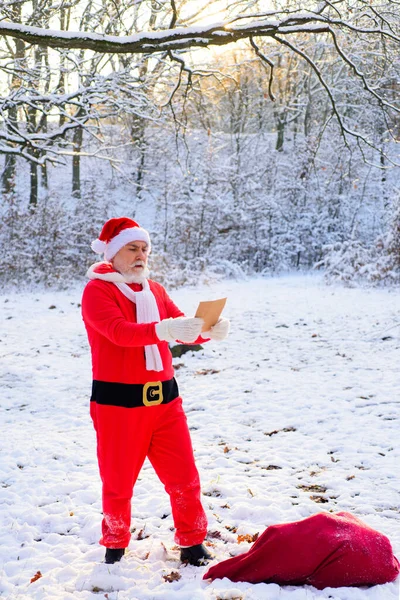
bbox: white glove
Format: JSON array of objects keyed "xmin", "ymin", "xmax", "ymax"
[
  {"xmin": 155, "ymin": 317, "xmax": 204, "ymax": 343},
  {"xmin": 203, "ymin": 317, "xmax": 230, "ymax": 341}
]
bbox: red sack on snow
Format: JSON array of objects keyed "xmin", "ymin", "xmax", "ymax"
[{"xmin": 204, "ymin": 512, "xmax": 399, "ymax": 590}]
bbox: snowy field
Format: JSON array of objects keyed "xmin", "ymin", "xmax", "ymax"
[{"xmin": 1, "ymin": 275, "xmax": 399, "ymax": 600}]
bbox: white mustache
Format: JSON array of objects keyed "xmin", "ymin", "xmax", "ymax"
[{"xmin": 130, "ymin": 260, "xmax": 146, "ymax": 268}]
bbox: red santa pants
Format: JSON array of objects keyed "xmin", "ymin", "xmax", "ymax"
[{"xmin": 90, "ymin": 396, "xmax": 207, "ymax": 549}]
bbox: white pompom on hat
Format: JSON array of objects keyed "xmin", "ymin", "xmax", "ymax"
[{"xmin": 91, "ymin": 217, "xmax": 151, "ymax": 261}]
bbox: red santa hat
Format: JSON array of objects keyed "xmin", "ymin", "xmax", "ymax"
[{"xmin": 91, "ymin": 217, "xmax": 151, "ymax": 261}]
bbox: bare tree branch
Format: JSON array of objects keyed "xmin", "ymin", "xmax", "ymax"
[
  {"xmin": 249, "ymin": 36, "xmax": 276, "ymax": 101},
  {"xmin": 273, "ymin": 34, "xmax": 399, "ymax": 166},
  {"xmin": 169, "ymin": 0, "xmax": 178, "ymax": 29}
]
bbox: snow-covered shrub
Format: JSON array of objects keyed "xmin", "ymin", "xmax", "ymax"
[
  {"xmin": 316, "ymin": 240, "xmax": 375, "ymax": 285},
  {"xmin": 149, "ymin": 254, "xmax": 245, "ymax": 288},
  {"xmin": 318, "ymin": 194, "xmax": 400, "ymax": 286},
  {"xmin": 383, "ymin": 194, "xmax": 400, "ymax": 272},
  {"xmin": 0, "ymin": 187, "xmax": 107, "ymax": 288},
  {"xmin": 151, "ymin": 126, "xmax": 385, "ymax": 278},
  {"xmin": 0, "ymin": 121, "xmax": 398, "ymax": 289}
]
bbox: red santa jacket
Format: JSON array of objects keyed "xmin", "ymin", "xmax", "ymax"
[{"xmin": 82, "ymin": 277, "xmax": 185, "ymax": 385}]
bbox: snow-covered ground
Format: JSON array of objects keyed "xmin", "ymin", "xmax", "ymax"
[{"xmin": 1, "ymin": 275, "xmax": 399, "ymax": 600}]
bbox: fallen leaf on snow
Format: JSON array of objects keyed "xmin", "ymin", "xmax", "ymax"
[
  {"xmin": 297, "ymin": 484, "xmax": 327, "ymax": 493},
  {"xmin": 237, "ymin": 533, "xmax": 259, "ymax": 544},
  {"xmin": 163, "ymin": 571, "xmax": 181, "ymax": 582},
  {"xmin": 30, "ymin": 571, "xmax": 42, "ymax": 584},
  {"xmin": 195, "ymin": 368, "xmax": 220, "ymax": 375},
  {"xmin": 203, "ymin": 489, "xmax": 222, "ymax": 497},
  {"xmin": 264, "ymin": 426, "xmax": 297, "ymax": 437},
  {"xmin": 136, "ymin": 528, "xmax": 149, "ymax": 540},
  {"xmin": 310, "ymin": 495, "xmax": 329, "ymax": 503},
  {"xmin": 208, "ymin": 530, "xmax": 222, "ymax": 539}
]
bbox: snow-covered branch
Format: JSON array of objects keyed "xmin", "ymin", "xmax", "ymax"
[
  {"xmin": 0, "ymin": 14, "xmax": 374, "ymax": 53},
  {"xmin": 0, "ymin": 4, "xmax": 399, "ymax": 53}
]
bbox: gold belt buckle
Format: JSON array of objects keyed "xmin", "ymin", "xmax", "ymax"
[{"xmin": 143, "ymin": 381, "xmax": 164, "ymax": 406}]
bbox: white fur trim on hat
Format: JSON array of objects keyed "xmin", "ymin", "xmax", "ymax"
[
  {"xmin": 91, "ymin": 239, "xmax": 107, "ymax": 254},
  {"xmin": 91, "ymin": 227, "xmax": 151, "ymax": 260},
  {"xmin": 104, "ymin": 227, "xmax": 151, "ymax": 260}
]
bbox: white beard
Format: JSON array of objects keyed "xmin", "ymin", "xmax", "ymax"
[{"xmin": 121, "ymin": 265, "xmax": 150, "ymax": 284}]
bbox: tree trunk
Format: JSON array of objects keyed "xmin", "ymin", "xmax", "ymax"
[
  {"xmin": 26, "ymin": 102, "xmax": 38, "ymax": 206},
  {"xmin": 2, "ymin": 154, "xmax": 17, "ymax": 194},
  {"xmin": 40, "ymin": 115, "xmax": 48, "ymax": 189},
  {"xmin": 72, "ymin": 125, "xmax": 83, "ymax": 197},
  {"xmin": 380, "ymin": 144, "xmax": 389, "ymax": 209},
  {"xmin": 30, "ymin": 161, "xmax": 39, "ymax": 206},
  {"xmin": 41, "ymin": 163, "xmax": 48, "ymax": 190},
  {"xmin": 131, "ymin": 116, "xmax": 147, "ymax": 194},
  {"xmin": 276, "ymin": 117, "xmax": 285, "ymax": 151},
  {"xmin": 58, "ymin": 7, "xmax": 70, "ymax": 127},
  {"xmin": 2, "ymin": 3, "xmax": 24, "ymax": 193},
  {"xmin": 1, "ymin": 105, "xmax": 19, "ymax": 193}
]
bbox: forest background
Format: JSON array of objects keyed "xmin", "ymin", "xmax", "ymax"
[{"xmin": 0, "ymin": 0, "xmax": 399, "ymax": 289}]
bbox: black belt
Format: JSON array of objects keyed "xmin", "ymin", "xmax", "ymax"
[{"xmin": 91, "ymin": 377, "xmax": 179, "ymax": 408}]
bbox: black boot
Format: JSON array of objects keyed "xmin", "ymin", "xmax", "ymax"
[
  {"xmin": 105, "ymin": 548, "xmax": 125, "ymax": 564},
  {"xmin": 180, "ymin": 544, "xmax": 213, "ymax": 566}
]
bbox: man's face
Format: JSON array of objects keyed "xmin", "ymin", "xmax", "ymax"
[{"xmin": 112, "ymin": 241, "xmax": 149, "ymax": 281}]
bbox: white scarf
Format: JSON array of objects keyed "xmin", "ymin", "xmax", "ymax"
[
  {"xmin": 86, "ymin": 262, "xmax": 163, "ymax": 372},
  {"xmin": 113, "ymin": 280, "xmax": 163, "ymax": 372}
]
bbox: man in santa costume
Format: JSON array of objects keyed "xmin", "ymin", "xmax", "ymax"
[{"xmin": 82, "ymin": 217, "xmax": 229, "ymax": 566}]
